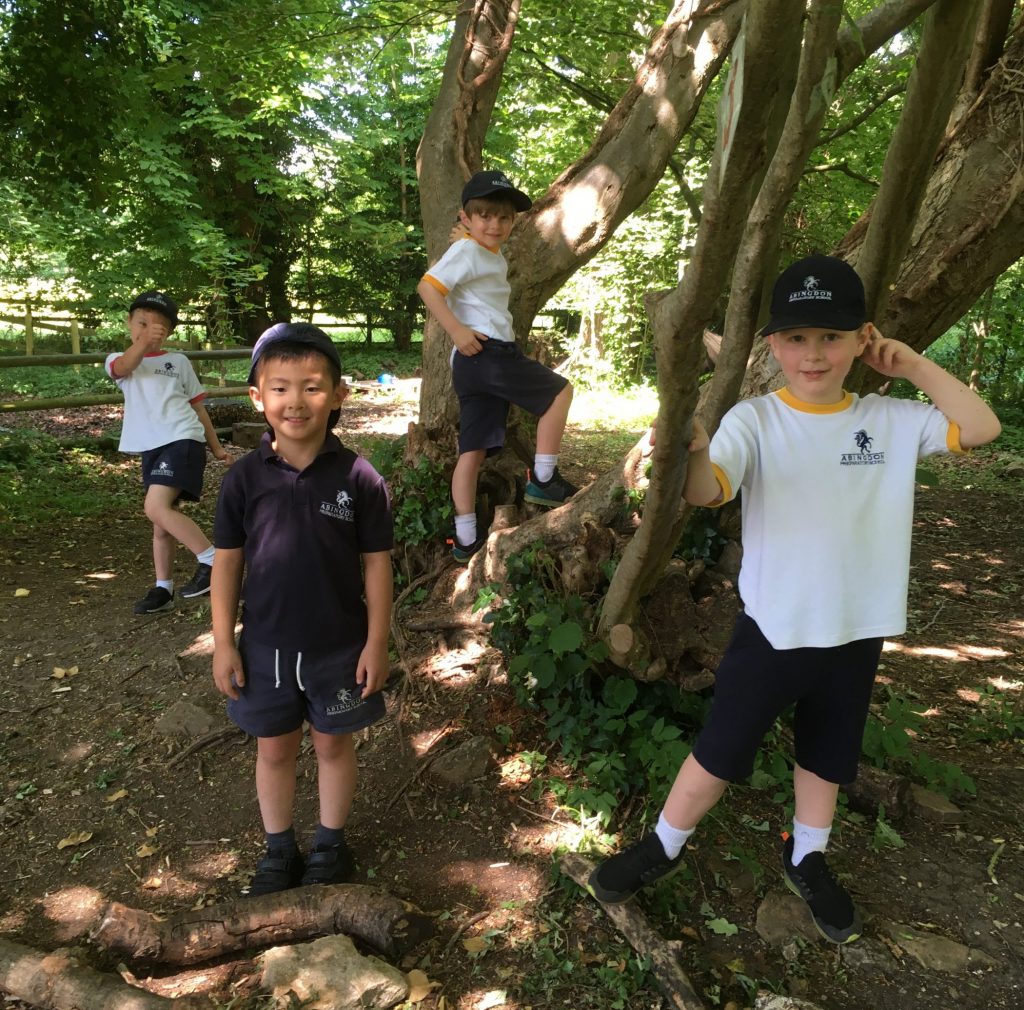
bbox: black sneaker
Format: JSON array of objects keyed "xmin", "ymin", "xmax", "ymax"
[
  {"xmin": 301, "ymin": 839, "xmax": 356, "ymax": 886},
  {"xmin": 451, "ymin": 534, "xmax": 487, "ymax": 564},
  {"xmin": 179, "ymin": 562, "xmax": 212, "ymax": 598},
  {"xmin": 132, "ymin": 586, "xmax": 174, "ymax": 615},
  {"xmin": 587, "ymin": 833, "xmax": 684, "ymax": 904},
  {"xmin": 246, "ymin": 847, "xmax": 305, "ymax": 897},
  {"xmin": 782, "ymin": 834, "xmax": 862, "ymax": 944},
  {"xmin": 524, "ymin": 467, "xmax": 578, "ymax": 507}
]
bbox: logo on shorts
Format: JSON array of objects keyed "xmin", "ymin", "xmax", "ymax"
[
  {"xmin": 840, "ymin": 428, "xmax": 885, "ymax": 465},
  {"xmin": 326, "ymin": 686, "xmax": 363, "ymax": 716},
  {"xmin": 156, "ymin": 460, "xmax": 174, "ymax": 476},
  {"xmin": 319, "ymin": 487, "xmax": 355, "ymax": 521}
]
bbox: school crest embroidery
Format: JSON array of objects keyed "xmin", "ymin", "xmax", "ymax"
[
  {"xmin": 319, "ymin": 487, "xmax": 355, "ymax": 521},
  {"xmin": 840, "ymin": 429, "xmax": 885, "ymax": 465}
]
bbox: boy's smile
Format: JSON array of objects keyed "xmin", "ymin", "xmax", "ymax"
[
  {"xmin": 459, "ymin": 206, "xmax": 516, "ymax": 250},
  {"xmin": 766, "ymin": 325, "xmax": 869, "ymax": 404},
  {"xmin": 250, "ymin": 355, "xmax": 345, "ymax": 458}
]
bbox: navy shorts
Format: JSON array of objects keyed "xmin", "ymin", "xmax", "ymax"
[
  {"xmin": 226, "ymin": 634, "xmax": 387, "ymax": 738},
  {"xmin": 452, "ymin": 341, "xmax": 569, "ymax": 455},
  {"xmin": 141, "ymin": 439, "xmax": 206, "ymax": 503},
  {"xmin": 692, "ymin": 613, "xmax": 883, "ymax": 785}
]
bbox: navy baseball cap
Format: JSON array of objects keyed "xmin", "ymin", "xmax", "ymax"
[
  {"xmin": 760, "ymin": 255, "xmax": 866, "ymax": 335},
  {"xmin": 129, "ymin": 290, "xmax": 178, "ymax": 328},
  {"xmin": 461, "ymin": 170, "xmax": 532, "ymax": 211},
  {"xmin": 248, "ymin": 322, "xmax": 342, "ymax": 385}
]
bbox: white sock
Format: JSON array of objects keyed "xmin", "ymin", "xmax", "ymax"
[
  {"xmin": 156, "ymin": 579, "xmax": 174, "ymax": 593},
  {"xmin": 655, "ymin": 811, "xmax": 695, "ymax": 859},
  {"xmin": 196, "ymin": 546, "xmax": 216, "ymax": 566},
  {"xmin": 533, "ymin": 453, "xmax": 557, "ymax": 483},
  {"xmin": 454, "ymin": 513, "xmax": 477, "ymax": 547},
  {"xmin": 791, "ymin": 819, "xmax": 832, "ymax": 866}
]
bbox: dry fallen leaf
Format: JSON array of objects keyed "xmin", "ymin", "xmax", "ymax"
[
  {"xmin": 57, "ymin": 831, "xmax": 94, "ymax": 850},
  {"xmin": 141, "ymin": 876, "xmax": 163, "ymax": 890},
  {"xmin": 14, "ymin": 588, "xmax": 30, "ymax": 598},
  {"xmin": 105, "ymin": 789, "xmax": 129, "ymax": 804},
  {"xmin": 462, "ymin": 937, "xmax": 487, "ymax": 954},
  {"xmin": 406, "ymin": 969, "xmax": 439, "ymax": 1002},
  {"xmin": 136, "ymin": 843, "xmax": 158, "ymax": 858},
  {"xmin": 145, "ymin": 826, "xmax": 159, "ymax": 838}
]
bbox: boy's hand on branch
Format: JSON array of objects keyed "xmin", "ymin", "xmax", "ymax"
[
  {"xmin": 453, "ymin": 324, "xmax": 488, "ymax": 356},
  {"xmin": 689, "ymin": 419, "xmax": 710, "ymax": 454},
  {"xmin": 212, "ymin": 645, "xmax": 245, "ymax": 700},
  {"xmin": 860, "ymin": 323, "xmax": 922, "ymax": 379}
]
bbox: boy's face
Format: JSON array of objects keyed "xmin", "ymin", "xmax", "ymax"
[
  {"xmin": 459, "ymin": 205, "xmax": 516, "ymax": 250},
  {"xmin": 127, "ymin": 308, "xmax": 172, "ymax": 348},
  {"xmin": 766, "ymin": 324, "xmax": 870, "ymax": 404},
  {"xmin": 249, "ymin": 353, "xmax": 346, "ymax": 447}
]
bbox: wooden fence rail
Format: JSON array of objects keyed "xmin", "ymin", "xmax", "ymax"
[
  {"xmin": 0, "ymin": 348, "xmax": 252, "ymax": 368},
  {"xmin": 1, "ymin": 386, "xmax": 251, "ymax": 414}
]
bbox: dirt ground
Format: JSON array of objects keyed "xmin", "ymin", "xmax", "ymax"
[{"xmin": 1, "ymin": 388, "xmax": 1022, "ymax": 1010}]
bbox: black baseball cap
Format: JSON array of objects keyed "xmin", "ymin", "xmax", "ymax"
[
  {"xmin": 461, "ymin": 170, "xmax": 532, "ymax": 211},
  {"xmin": 760, "ymin": 255, "xmax": 866, "ymax": 335},
  {"xmin": 129, "ymin": 290, "xmax": 178, "ymax": 328},
  {"xmin": 248, "ymin": 322, "xmax": 342, "ymax": 384}
]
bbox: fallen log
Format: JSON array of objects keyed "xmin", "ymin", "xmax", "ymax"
[
  {"xmin": 0, "ymin": 936, "xmax": 213, "ymax": 1010},
  {"xmin": 91, "ymin": 884, "xmax": 432, "ymax": 967},
  {"xmin": 562, "ymin": 852, "xmax": 706, "ymax": 1010}
]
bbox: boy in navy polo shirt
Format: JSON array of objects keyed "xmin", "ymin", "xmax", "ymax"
[
  {"xmin": 417, "ymin": 170, "xmax": 577, "ymax": 563},
  {"xmin": 211, "ymin": 322, "xmax": 393, "ymax": 895},
  {"xmin": 589, "ymin": 256, "xmax": 1000, "ymax": 943},
  {"xmin": 105, "ymin": 290, "xmax": 230, "ymax": 615}
]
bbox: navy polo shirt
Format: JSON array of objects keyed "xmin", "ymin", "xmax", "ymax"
[{"xmin": 214, "ymin": 432, "xmax": 393, "ymax": 651}]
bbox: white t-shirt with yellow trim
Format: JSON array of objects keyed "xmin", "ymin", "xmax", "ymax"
[
  {"xmin": 709, "ymin": 389, "xmax": 960, "ymax": 650},
  {"xmin": 421, "ymin": 238, "xmax": 515, "ymax": 345}
]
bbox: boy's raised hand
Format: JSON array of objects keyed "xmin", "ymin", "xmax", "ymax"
[
  {"xmin": 860, "ymin": 323, "xmax": 922, "ymax": 379},
  {"xmin": 355, "ymin": 640, "xmax": 389, "ymax": 698},
  {"xmin": 688, "ymin": 418, "xmax": 710, "ymax": 454},
  {"xmin": 212, "ymin": 643, "xmax": 245, "ymax": 700}
]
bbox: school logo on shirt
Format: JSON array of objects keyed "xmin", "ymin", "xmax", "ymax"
[
  {"xmin": 840, "ymin": 429, "xmax": 885, "ymax": 465},
  {"xmin": 319, "ymin": 488, "xmax": 355, "ymax": 521},
  {"xmin": 155, "ymin": 361, "xmax": 180, "ymax": 378},
  {"xmin": 326, "ymin": 686, "xmax": 363, "ymax": 716}
]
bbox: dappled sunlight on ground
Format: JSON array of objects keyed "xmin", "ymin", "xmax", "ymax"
[
  {"xmin": 884, "ymin": 640, "xmax": 1011, "ymax": 663},
  {"xmin": 342, "ymin": 379, "xmax": 419, "ymax": 437},
  {"xmin": 39, "ymin": 886, "xmax": 107, "ymax": 941}
]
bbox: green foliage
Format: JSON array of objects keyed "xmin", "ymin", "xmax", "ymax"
[
  {"xmin": 964, "ymin": 684, "xmax": 1024, "ymax": 744},
  {"xmin": 476, "ymin": 542, "xmax": 706, "ymax": 824},
  {"xmin": 674, "ymin": 505, "xmax": 729, "ymax": 564},
  {"xmin": 872, "ymin": 804, "xmax": 906, "ymax": 851},
  {"xmin": 0, "ymin": 429, "xmax": 136, "ymax": 529},
  {"xmin": 369, "ymin": 439, "xmax": 452, "ymax": 549},
  {"xmin": 861, "ymin": 687, "xmax": 976, "ymax": 797}
]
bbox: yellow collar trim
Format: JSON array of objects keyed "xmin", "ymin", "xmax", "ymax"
[
  {"xmin": 775, "ymin": 388, "xmax": 853, "ymax": 414},
  {"xmin": 469, "ymin": 236, "xmax": 501, "ymax": 254}
]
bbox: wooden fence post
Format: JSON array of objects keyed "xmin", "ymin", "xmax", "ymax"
[
  {"xmin": 70, "ymin": 319, "xmax": 81, "ymax": 371},
  {"xmin": 24, "ymin": 300, "xmax": 33, "ymax": 355}
]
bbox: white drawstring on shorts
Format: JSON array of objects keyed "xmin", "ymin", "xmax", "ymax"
[{"xmin": 273, "ymin": 649, "xmax": 304, "ymax": 691}]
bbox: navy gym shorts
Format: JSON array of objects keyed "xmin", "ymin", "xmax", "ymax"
[
  {"xmin": 692, "ymin": 612, "xmax": 883, "ymax": 785},
  {"xmin": 226, "ymin": 634, "xmax": 387, "ymax": 738},
  {"xmin": 141, "ymin": 439, "xmax": 206, "ymax": 502},
  {"xmin": 452, "ymin": 340, "xmax": 568, "ymax": 455}
]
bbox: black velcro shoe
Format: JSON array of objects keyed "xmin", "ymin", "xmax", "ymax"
[
  {"xmin": 301, "ymin": 839, "xmax": 356, "ymax": 886},
  {"xmin": 132, "ymin": 586, "xmax": 174, "ymax": 615},
  {"xmin": 587, "ymin": 833, "xmax": 684, "ymax": 904},
  {"xmin": 782, "ymin": 834, "xmax": 862, "ymax": 944},
  {"xmin": 246, "ymin": 847, "xmax": 305, "ymax": 897},
  {"xmin": 524, "ymin": 467, "xmax": 579, "ymax": 507},
  {"xmin": 179, "ymin": 562, "xmax": 212, "ymax": 598}
]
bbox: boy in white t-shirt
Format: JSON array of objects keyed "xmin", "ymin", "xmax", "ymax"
[
  {"xmin": 588, "ymin": 255, "xmax": 1000, "ymax": 944},
  {"xmin": 105, "ymin": 291, "xmax": 231, "ymax": 614},
  {"xmin": 417, "ymin": 171, "xmax": 576, "ymax": 563}
]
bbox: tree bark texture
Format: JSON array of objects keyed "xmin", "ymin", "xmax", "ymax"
[
  {"xmin": 91, "ymin": 885, "xmax": 432, "ymax": 966},
  {"xmin": 0, "ymin": 937, "xmax": 212, "ymax": 1010},
  {"xmin": 416, "ymin": 0, "xmax": 522, "ymax": 431},
  {"xmin": 598, "ymin": 0, "xmax": 808, "ymax": 654}
]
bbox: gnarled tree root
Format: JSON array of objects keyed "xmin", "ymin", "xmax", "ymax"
[{"xmin": 91, "ymin": 883, "xmax": 432, "ymax": 967}]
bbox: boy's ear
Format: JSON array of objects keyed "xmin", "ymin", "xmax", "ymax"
[
  {"xmin": 765, "ymin": 333, "xmax": 782, "ymax": 362},
  {"xmin": 854, "ymin": 323, "xmax": 872, "ymax": 357},
  {"xmin": 457, "ymin": 208, "xmax": 471, "ymax": 228},
  {"xmin": 248, "ymin": 385, "xmax": 265, "ymax": 413},
  {"xmin": 333, "ymin": 382, "xmax": 348, "ymax": 408}
]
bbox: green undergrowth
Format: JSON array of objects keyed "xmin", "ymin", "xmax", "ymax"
[
  {"xmin": 368, "ymin": 438, "xmax": 453, "ymax": 550},
  {"xmin": 0, "ymin": 429, "xmax": 137, "ymax": 529}
]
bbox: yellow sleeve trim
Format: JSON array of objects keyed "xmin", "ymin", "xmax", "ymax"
[
  {"xmin": 421, "ymin": 274, "xmax": 449, "ymax": 296},
  {"xmin": 946, "ymin": 420, "xmax": 965, "ymax": 455},
  {"xmin": 706, "ymin": 463, "xmax": 733, "ymax": 508}
]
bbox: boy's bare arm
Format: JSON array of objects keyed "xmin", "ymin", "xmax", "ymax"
[
  {"xmin": 192, "ymin": 401, "xmax": 231, "ymax": 462},
  {"xmin": 109, "ymin": 335, "xmax": 161, "ymax": 378},
  {"xmin": 211, "ymin": 547, "xmax": 245, "ymax": 699},
  {"xmin": 682, "ymin": 419, "xmax": 724, "ymax": 506},
  {"xmin": 356, "ymin": 550, "xmax": 393, "ymax": 697},
  {"xmin": 416, "ymin": 279, "xmax": 487, "ymax": 355},
  {"xmin": 861, "ymin": 325, "xmax": 1001, "ymax": 448}
]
